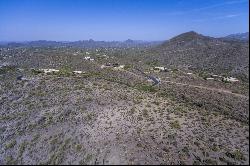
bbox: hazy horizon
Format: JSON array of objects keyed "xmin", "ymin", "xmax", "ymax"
[
  {"xmin": 0, "ymin": 0, "xmax": 249, "ymax": 41},
  {"xmin": 0, "ymin": 31, "xmax": 249, "ymax": 43}
]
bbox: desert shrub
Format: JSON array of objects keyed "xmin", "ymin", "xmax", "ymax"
[
  {"xmin": 172, "ymin": 68, "xmax": 179, "ymax": 73},
  {"xmin": 236, "ymin": 73, "xmax": 249, "ymax": 83},
  {"xmin": 79, "ymin": 154, "xmax": 93, "ymax": 164},
  {"xmin": 170, "ymin": 120, "xmax": 181, "ymax": 129},
  {"xmin": 146, "ymin": 60, "xmax": 159, "ymax": 67},
  {"xmin": 57, "ymin": 66, "xmax": 73, "ymax": 76},
  {"xmin": 5, "ymin": 155, "xmax": 17, "ymax": 165},
  {"xmin": 152, "ymin": 101, "xmax": 160, "ymax": 106},
  {"xmin": 137, "ymin": 84, "xmax": 157, "ymax": 93},
  {"xmin": 128, "ymin": 107, "xmax": 136, "ymax": 115},
  {"xmin": 142, "ymin": 109, "xmax": 149, "ymax": 118},
  {"xmin": 124, "ymin": 64, "xmax": 132, "ymax": 70},
  {"xmin": 84, "ymin": 112, "xmax": 96, "ymax": 122},
  {"xmin": 0, "ymin": 65, "xmax": 16, "ymax": 74},
  {"xmin": 5, "ymin": 140, "xmax": 16, "ymax": 150},
  {"xmin": 75, "ymin": 144, "xmax": 82, "ymax": 152},
  {"xmin": 198, "ymin": 71, "xmax": 210, "ymax": 80},
  {"xmin": 225, "ymin": 150, "xmax": 246, "ymax": 161},
  {"xmin": 18, "ymin": 141, "xmax": 28, "ymax": 158},
  {"xmin": 31, "ymin": 68, "xmax": 43, "ymax": 75},
  {"xmin": 46, "ymin": 138, "xmax": 71, "ymax": 165}
]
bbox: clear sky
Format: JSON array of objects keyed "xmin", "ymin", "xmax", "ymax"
[{"xmin": 0, "ymin": 0, "xmax": 249, "ymax": 41}]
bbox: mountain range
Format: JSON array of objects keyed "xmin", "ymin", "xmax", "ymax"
[
  {"xmin": 1, "ymin": 40, "xmax": 163, "ymax": 48},
  {"xmin": 223, "ymin": 32, "xmax": 249, "ymax": 42},
  {"xmin": 1, "ymin": 32, "xmax": 248, "ymax": 48}
]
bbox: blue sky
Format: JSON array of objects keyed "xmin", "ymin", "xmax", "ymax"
[{"xmin": 0, "ymin": 0, "xmax": 249, "ymax": 41}]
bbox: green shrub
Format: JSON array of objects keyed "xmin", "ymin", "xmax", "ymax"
[
  {"xmin": 232, "ymin": 150, "xmax": 246, "ymax": 161},
  {"xmin": 170, "ymin": 120, "xmax": 181, "ymax": 129},
  {"xmin": 128, "ymin": 107, "xmax": 136, "ymax": 115},
  {"xmin": 5, "ymin": 155, "xmax": 17, "ymax": 165},
  {"xmin": 146, "ymin": 60, "xmax": 159, "ymax": 67},
  {"xmin": 172, "ymin": 68, "xmax": 179, "ymax": 73},
  {"xmin": 0, "ymin": 66, "xmax": 16, "ymax": 74},
  {"xmin": 137, "ymin": 84, "xmax": 157, "ymax": 93},
  {"xmin": 75, "ymin": 144, "xmax": 82, "ymax": 152},
  {"xmin": 152, "ymin": 101, "xmax": 160, "ymax": 106},
  {"xmin": 31, "ymin": 69, "xmax": 43, "ymax": 75},
  {"xmin": 198, "ymin": 71, "xmax": 210, "ymax": 80},
  {"xmin": 5, "ymin": 140, "xmax": 16, "ymax": 150},
  {"xmin": 142, "ymin": 109, "xmax": 149, "ymax": 118},
  {"xmin": 124, "ymin": 64, "xmax": 132, "ymax": 70},
  {"xmin": 18, "ymin": 141, "xmax": 28, "ymax": 158},
  {"xmin": 57, "ymin": 66, "xmax": 73, "ymax": 76}
]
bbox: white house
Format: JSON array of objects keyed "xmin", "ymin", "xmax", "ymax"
[
  {"xmin": 118, "ymin": 65, "xmax": 125, "ymax": 69},
  {"xmin": 41, "ymin": 69, "xmax": 59, "ymax": 74},
  {"xmin": 154, "ymin": 67, "xmax": 168, "ymax": 72},
  {"xmin": 73, "ymin": 71, "xmax": 84, "ymax": 74},
  {"xmin": 84, "ymin": 57, "xmax": 91, "ymax": 60},
  {"xmin": 223, "ymin": 77, "xmax": 239, "ymax": 82}
]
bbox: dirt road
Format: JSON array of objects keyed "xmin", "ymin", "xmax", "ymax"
[{"xmin": 125, "ymin": 69, "xmax": 248, "ymax": 99}]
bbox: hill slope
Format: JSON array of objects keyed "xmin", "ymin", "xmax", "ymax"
[
  {"xmin": 223, "ymin": 32, "xmax": 249, "ymax": 42},
  {"xmin": 147, "ymin": 31, "xmax": 249, "ymax": 81}
]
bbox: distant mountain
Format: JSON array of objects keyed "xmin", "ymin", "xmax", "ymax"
[
  {"xmin": 222, "ymin": 32, "xmax": 249, "ymax": 42},
  {"xmin": 1, "ymin": 40, "xmax": 163, "ymax": 48},
  {"xmin": 124, "ymin": 39, "xmax": 134, "ymax": 43},
  {"xmin": 160, "ymin": 31, "xmax": 220, "ymax": 50},
  {"xmin": 147, "ymin": 31, "xmax": 249, "ymax": 81},
  {"xmin": 168, "ymin": 31, "xmax": 212, "ymax": 43}
]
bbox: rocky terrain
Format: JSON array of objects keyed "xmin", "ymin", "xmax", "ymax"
[{"xmin": 0, "ymin": 31, "xmax": 249, "ymax": 165}]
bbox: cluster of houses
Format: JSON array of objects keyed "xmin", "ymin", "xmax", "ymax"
[
  {"xmin": 204, "ymin": 74, "xmax": 222, "ymax": 81},
  {"xmin": 151, "ymin": 66, "xmax": 240, "ymax": 83},
  {"xmin": 40, "ymin": 69, "xmax": 59, "ymax": 74},
  {"xmin": 205, "ymin": 74, "xmax": 239, "ymax": 82},
  {"xmin": 36, "ymin": 68, "xmax": 85, "ymax": 75},
  {"xmin": 153, "ymin": 66, "xmax": 170, "ymax": 72},
  {"xmin": 102, "ymin": 54, "xmax": 109, "ymax": 59},
  {"xmin": 222, "ymin": 77, "xmax": 239, "ymax": 82},
  {"xmin": 101, "ymin": 63, "xmax": 125, "ymax": 70},
  {"xmin": 84, "ymin": 57, "xmax": 94, "ymax": 61}
]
